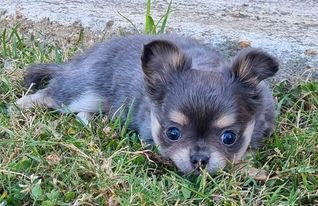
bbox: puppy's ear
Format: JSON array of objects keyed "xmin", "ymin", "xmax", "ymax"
[
  {"xmin": 141, "ymin": 40, "xmax": 191, "ymax": 104},
  {"xmin": 231, "ymin": 48, "xmax": 279, "ymax": 86}
]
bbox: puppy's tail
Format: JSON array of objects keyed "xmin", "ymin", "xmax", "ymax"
[{"xmin": 24, "ymin": 63, "xmax": 63, "ymax": 91}]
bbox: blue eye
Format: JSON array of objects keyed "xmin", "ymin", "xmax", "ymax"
[
  {"xmin": 166, "ymin": 127, "xmax": 181, "ymax": 141},
  {"xmin": 221, "ymin": 131, "xmax": 237, "ymax": 145}
]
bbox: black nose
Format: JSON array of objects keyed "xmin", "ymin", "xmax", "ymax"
[{"xmin": 190, "ymin": 154, "xmax": 209, "ymax": 167}]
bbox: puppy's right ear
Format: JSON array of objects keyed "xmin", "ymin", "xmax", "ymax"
[{"xmin": 141, "ymin": 40, "xmax": 191, "ymax": 104}]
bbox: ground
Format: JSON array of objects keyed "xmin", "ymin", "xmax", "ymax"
[{"xmin": 1, "ymin": 0, "xmax": 318, "ymax": 82}]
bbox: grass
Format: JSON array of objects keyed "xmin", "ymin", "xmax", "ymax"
[
  {"xmin": 119, "ymin": 0, "xmax": 172, "ymax": 35},
  {"xmin": 144, "ymin": 0, "xmax": 172, "ymax": 34},
  {"xmin": 1, "ymin": 19, "xmax": 318, "ymax": 206}
]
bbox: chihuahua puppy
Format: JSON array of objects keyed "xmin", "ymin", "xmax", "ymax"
[{"xmin": 17, "ymin": 34, "xmax": 279, "ymax": 174}]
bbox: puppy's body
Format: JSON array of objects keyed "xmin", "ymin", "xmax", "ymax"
[{"xmin": 17, "ymin": 34, "xmax": 278, "ymax": 173}]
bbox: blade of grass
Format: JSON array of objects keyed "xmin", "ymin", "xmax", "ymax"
[
  {"xmin": 117, "ymin": 11, "xmax": 140, "ymax": 33},
  {"xmin": 145, "ymin": 15, "xmax": 155, "ymax": 34},
  {"xmin": 121, "ymin": 99, "xmax": 135, "ymax": 137},
  {"xmin": 2, "ymin": 29, "xmax": 8, "ymax": 57},
  {"xmin": 145, "ymin": 0, "xmax": 152, "ymax": 34},
  {"xmin": 159, "ymin": 0, "xmax": 172, "ymax": 33},
  {"xmin": 76, "ymin": 28, "xmax": 84, "ymax": 48}
]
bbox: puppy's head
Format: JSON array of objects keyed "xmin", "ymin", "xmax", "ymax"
[{"xmin": 141, "ymin": 40, "xmax": 278, "ymax": 174}]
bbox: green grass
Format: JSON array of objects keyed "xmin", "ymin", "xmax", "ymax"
[
  {"xmin": 144, "ymin": 0, "xmax": 172, "ymax": 34},
  {"xmin": 119, "ymin": 0, "xmax": 172, "ymax": 35},
  {"xmin": 1, "ymin": 25, "xmax": 318, "ymax": 205}
]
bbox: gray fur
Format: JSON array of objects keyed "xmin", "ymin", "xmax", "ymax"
[{"xmin": 18, "ymin": 34, "xmax": 279, "ymax": 173}]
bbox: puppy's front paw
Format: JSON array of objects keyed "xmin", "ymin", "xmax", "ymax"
[
  {"xmin": 76, "ymin": 112, "xmax": 92, "ymax": 126},
  {"xmin": 16, "ymin": 95, "xmax": 35, "ymax": 109}
]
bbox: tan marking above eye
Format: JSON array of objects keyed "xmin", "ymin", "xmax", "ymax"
[
  {"xmin": 214, "ymin": 114, "xmax": 236, "ymax": 128},
  {"xmin": 169, "ymin": 111, "xmax": 189, "ymax": 126}
]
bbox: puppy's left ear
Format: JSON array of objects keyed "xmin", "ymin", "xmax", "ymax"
[{"xmin": 231, "ymin": 48, "xmax": 279, "ymax": 86}]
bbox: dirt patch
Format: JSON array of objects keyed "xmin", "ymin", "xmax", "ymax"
[{"xmin": 0, "ymin": 12, "xmax": 114, "ymax": 48}]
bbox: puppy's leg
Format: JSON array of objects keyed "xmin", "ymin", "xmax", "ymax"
[
  {"xmin": 65, "ymin": 91, "xmax": 105, "ymax": 126},
  {"xmin": 66, "ymin": 91, "xmax": 105, "ymax": 113},
  {"xmin": 16, "ymin": 89, "xmax": 56, "ymax": 109}
]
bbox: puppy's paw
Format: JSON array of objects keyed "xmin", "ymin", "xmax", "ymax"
[
  {"xmin": 76, "ymin": 112, "xmax": 92, "ymax": 126},
  {"xmin": 16, "ymin": 91, "xmax": 56, "ymax": 109},
  {"xmin": 16, "ymin": 95, "xmax": 35, "ymax": 109}
]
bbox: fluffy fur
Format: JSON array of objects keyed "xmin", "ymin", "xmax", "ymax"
[{"xmin": 17, "ymin": 34, "xmax": 279, "ymax": 174}]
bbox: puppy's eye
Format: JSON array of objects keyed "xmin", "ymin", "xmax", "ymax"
[
  {"xmin": 166, "ymin": 127, "xmax": 181, "ymax": 141},
  {"xmin": 221, "ymin": 131, "xmax": 236, "ymax": 145}
]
